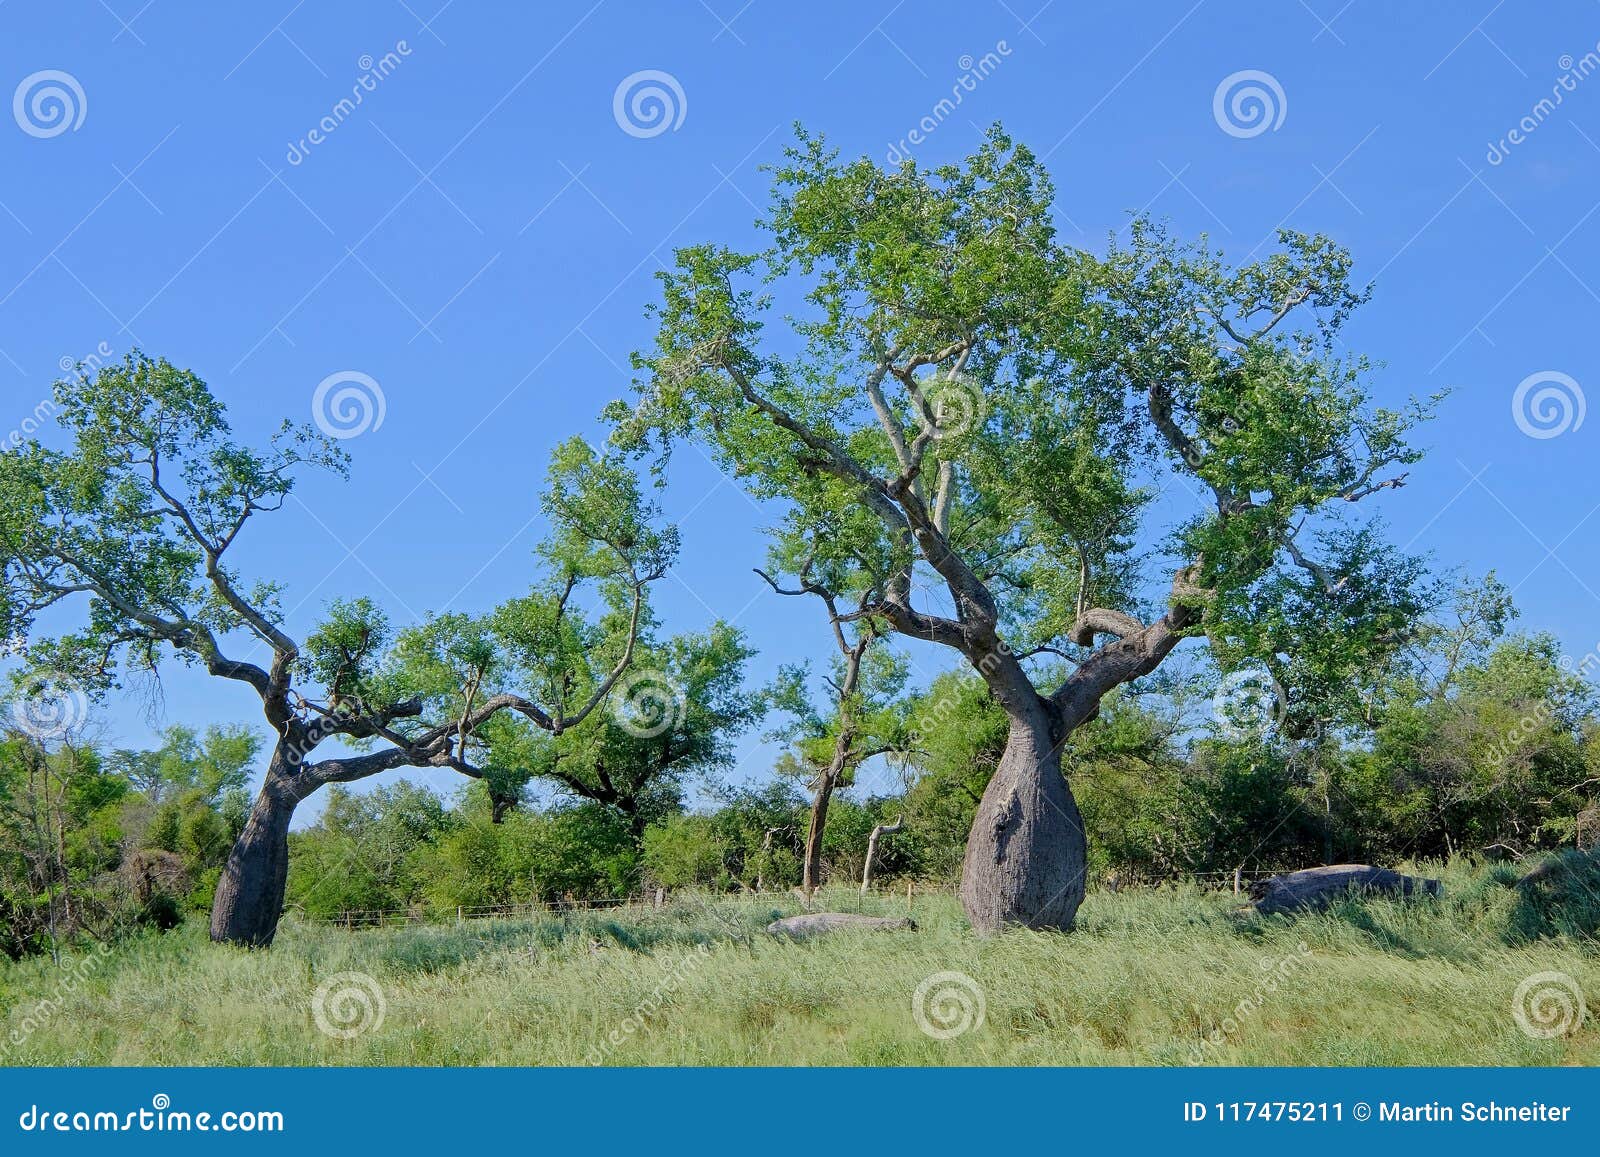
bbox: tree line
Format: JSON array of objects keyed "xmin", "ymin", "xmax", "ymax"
[
  {"xmin": 2, "ymin": 125, "xmax": 1592, "ymax": 952},
  {"xmin": 3, "ymin": 568, "xmax": 1594, "ymax": 956}
]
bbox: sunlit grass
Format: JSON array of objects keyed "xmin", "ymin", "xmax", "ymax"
[{"xmin": 2, "ymin": 859, "xmax": 1596, "ymax": 1066}]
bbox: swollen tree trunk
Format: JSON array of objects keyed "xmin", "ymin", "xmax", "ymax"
[
  {"xmin": 210, "ymin": 747, "xmax": 312, "ymax": 947},
  {"xmin": 959, "ymin": 709, "xmax": 1087, "ymax": 934}
]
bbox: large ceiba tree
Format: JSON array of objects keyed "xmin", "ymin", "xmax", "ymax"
[
  {"xmin": 611, "ymin": 127, "xmax": 1434, "ymax": 933},
  {"xmin": 0, "ymin": 355, "xmax": 676, "ymax": 945}
]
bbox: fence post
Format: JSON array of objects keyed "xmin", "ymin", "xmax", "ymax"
[{"xmin": 1233, "ymin": 867, "xmax": 1241, "ymax": 896}]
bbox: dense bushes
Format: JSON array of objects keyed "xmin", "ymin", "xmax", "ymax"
[
  {"xmin": 3, "ymin": 577, "xmax": 1597, "ymax": 953},
  {"xmin": 0, "ymin": 728, "xmax": 245, "ymax": 958}
]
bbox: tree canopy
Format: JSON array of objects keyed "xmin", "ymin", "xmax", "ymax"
[
  {"xmin": 607, "ymin": 125, "xmax": 1438, "ymax": 931},
  {"xmin": 0, "ymin": 353, "xmax": 689, "ymax": 944}
]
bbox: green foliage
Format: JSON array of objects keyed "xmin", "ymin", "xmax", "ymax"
[
  {"xmin": 609, "ymin": 125, "xmax": 1434, "ymax": 740},
  {"xmin": 416, "ymin": 798, "xmax": 639, "ymax": 909},
  {"xmin": 898, "ymin": 672, "xmax": 1005, "ymax": 877},
  {"xmin": 1342, "ymin": 631, "xmax": 1596, "ymax": 860},
  {"xmin": 0, "ymin": 352, "xmax": 343, "ymax": 697},
  {"xmin": 1504, "ymin": 850, "xmax": 1600, "ymax": 943},
  {"xmin": 108, "ymin": 723, "xmax": 260, "ymax": 805},
  {"xmin": 287, "ymin": 782, "xmax": 457, "ymax": 918},
  {"xmin": 642, "ymin": 813, "xmax": 730, "ymax": 889},
  {"xmin": 484, "ymin": 620, "xmax": 761, "ymax": 834},
  {"xmin": 1, "ymin": 353, "xmax": 690, "ymax": 955}
]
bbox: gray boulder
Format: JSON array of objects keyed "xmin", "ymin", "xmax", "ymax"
[
  {"xmin": 765, "ymin": 912, "xmax": 917, "ymax": 937},
  {"xmin": 1253, "ymin": 864, "xmax": 1441, "ymax": 915}
]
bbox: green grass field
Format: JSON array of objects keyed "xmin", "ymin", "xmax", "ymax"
[{"xmin": 2, "ymin": 859, "xmax": 1596, "ymax": 1066}]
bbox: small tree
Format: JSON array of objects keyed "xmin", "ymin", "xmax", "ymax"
[
  {"xmin": 760, "ymin": 538, "xmax": 907, "ymax": 894},
  {"xmin": 108, "ymin": 723, "xmax": 260, "ymax": 805},
  {"xmin": 1, "ymin": 354, "xmax": 675, "ymax": 945},
  {"xmin": 483, "ymin": 620, "xmax": 759, "ymax": 839},
  {"xmin": 613, "ymin": 127, "xmax": 1433, "ymax": 932},
  {"xmin": 0, "ymin": 729, "xmax": 121, "ymax": 957}
]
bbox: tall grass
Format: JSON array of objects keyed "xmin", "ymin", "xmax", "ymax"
[{"xmin": 1, "ymin": 858, "xmax": 1595, "ymax": 1066}]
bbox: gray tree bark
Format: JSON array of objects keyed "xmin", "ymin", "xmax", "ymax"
[
  {"xmin": 801, "ymin": 773, "xmax": 835, "ymax": 895},
  {"xmin": 208, "ymin": 747, "xmax": 311, "ymax": 947},
  {"xmin": 958, "ymin": 710, "xmax": 1087, "ymax": 934},
  {"xmin": 860, "ymin": 816, "xmax": 903, "ymax": 895}
]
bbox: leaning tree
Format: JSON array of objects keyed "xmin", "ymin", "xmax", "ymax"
[
  {"xmin": 610, "ymin": 127, "xmax": 1435, "ymax": 933},
  {"xmin": 0, "ymin": 354, "xmax": 676, "ymax": 945}
]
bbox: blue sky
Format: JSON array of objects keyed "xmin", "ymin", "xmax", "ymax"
[{"xmin": 3, "ymin": 1, "xmax": 1598, "ymax": 811}]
